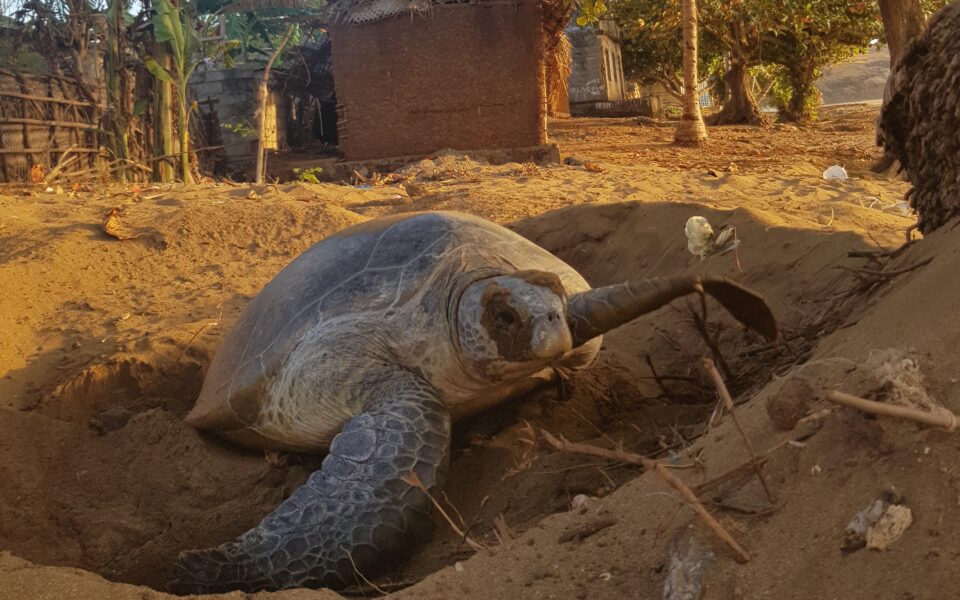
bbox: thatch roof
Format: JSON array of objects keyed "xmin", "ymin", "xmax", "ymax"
[
  {"xmin": 333, "ymin": 0, "xmax": 573, "ymax": 29},
  {"xmin": 271, "ymin": 37, "xmax": 335, "ymax": 102},
  {"xmin": 271, "ymin": 0, "xmax": 573, "ymax": 100}
]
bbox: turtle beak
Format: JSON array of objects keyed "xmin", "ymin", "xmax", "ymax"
[{"xmin": 529, "ymin": 310, "xmax": 573, "ymax": 360}]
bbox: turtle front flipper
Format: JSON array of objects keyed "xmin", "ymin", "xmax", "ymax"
[
  {"xmin": 567, "ymin": 275, "xmax": 778, "ymax": 346},
  {"xmin": 169, "ymin": 376, "xmax": 450, "ymax": 594}
]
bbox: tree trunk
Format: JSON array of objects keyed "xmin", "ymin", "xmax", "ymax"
[
  {"xmin": 154, "ymin": 47, "xmax": 175, "ymax": 183},
  {"xmin": 708, "ymin": 57, "xmax": 766, "ymax": 125},
  {"xmin": 674, "ymin": 0, "xmax": 707, "ymax": 146},
  {"xmin": 177, "ymin": 79, "xmax": 191, "ymax": 184},
  {"xmin": 878, "ymin": 0, "xmax": 926, "ymax": 67},
  {"xmin": 105, "ymin": 0, "xmax": 129, "ymax": 181},
  {"xmin": 779, "ymin": 60, "xmax": 820, "ymax": 123},
  {"xmin": 255, "ymin": 25, "xmax": 295, "ymax": 184},
  {"xmin": 873, "ymin": 0, "xmax": 927, "ymax": 173}
]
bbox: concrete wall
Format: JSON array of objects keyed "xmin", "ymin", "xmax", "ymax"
[
  {"xmin": 567, "ymin": 19, "xmax": 625, "ymax": 105},
  {"xmin": 329, "ymin": 0, "xmax": 546, "ymax": 161},
  {"xmin": 190, "ymin": 63, "xmax": 286, "ymax": 169}
]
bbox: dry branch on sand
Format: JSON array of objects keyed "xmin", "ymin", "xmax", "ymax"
[
  {"xmin": 825, "ymin": 390, "xmax": 959, "ymax": 432},
  {"xmin": 540, "ymin": 429, "xmax": 751, "ymax": 564},
  {"xmin": 701, "ymin": 358, "xmax": 776, "ymax": 504},
  {"xmin": 401, "ymin": 472, "xmax": 485, "ymax": 552}
]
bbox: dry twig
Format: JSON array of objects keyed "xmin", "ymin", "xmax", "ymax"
[
  {"xmin": 177, "ymin": 303, "xmax": 223, "ymax": 361},
  {"xmin": 691, "ymin": 292, "xmax": 734, "ymax": 381},
  {"xmin": 701, "ymin": 358, "xmax": 776, "ymax": 504},
  {"xmin": 693, "ymin": 456, "xmax": 771, "ymax": 497},
  {"xmin": 834, "ymin": 257, "xmax": 933, "ymax": 279},
  {"xmin": 645, "ymin": 354, "xmax": 679, "ymax": 402},
  {"xmin": 43, "ymin": 144, "xmax": 78, "ymax": 183},
  {"xmin": 401, "ymin": 472, "xmax": 485, "ymax": 551},
  {"xmin": 847, "ymin": 240, "xmax": 917, "ymax": 259},
  {"xmin": 540, "ymin": 429, "xmax": 750, "ymax": 563},
  {"xmin": 825, "ymin": 390, "xmax": 958, "ymax": 432},
  {"xmin": 493, "ymin": 514, "xmax": 515, "ymax": 544},
  {"xmin": 342, "ymin": 548, "xmax": 388, "ymax": 595},
  {"xmin": 557, "ymin": 516, "xmax": 617, "ymax": 543}
]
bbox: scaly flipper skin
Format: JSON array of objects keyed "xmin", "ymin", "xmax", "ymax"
[
  {"xmin": 169, "ymin": 375, "xmax": 450, "ymax": 594},
  {"xmin": 566, "ymin": 275, "xmax": 777, "ymax": 347}
]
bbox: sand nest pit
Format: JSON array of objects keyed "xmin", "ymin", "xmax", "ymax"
[{"xmin": 0, "ymin": 201, "xmax": 772, "ymax": 592}]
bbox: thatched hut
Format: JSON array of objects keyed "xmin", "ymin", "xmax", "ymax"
[{"xmin": 327, "ymin": 0, "xmax": 568, "ymax": 162}]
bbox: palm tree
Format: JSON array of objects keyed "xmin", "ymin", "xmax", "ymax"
[{"xmin": 674, "ymin": 0, "xmax": 707, "ymax": 145}]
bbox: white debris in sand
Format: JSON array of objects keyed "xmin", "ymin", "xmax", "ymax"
[
  {"xmin": 823, "ymin": 165, "xmax": 848, "ymax": 180},
  {"xmin": 685, "ymin": 216, "xmax": 715, "ymax": 258}
]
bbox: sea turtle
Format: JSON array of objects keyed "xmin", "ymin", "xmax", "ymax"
[{"xmin": 172, "ymin": 211, "xmax": 776, "ymax": 593}]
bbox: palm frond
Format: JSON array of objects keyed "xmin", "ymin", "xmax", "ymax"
[{"xmin": 219, "ymin": 0, "xmax": 316, "ymax": 15}]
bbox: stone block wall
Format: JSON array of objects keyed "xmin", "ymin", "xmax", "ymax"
[
  {"xmin": 567, "ymin": 19, "xmax": 625, "ymax": 106},
  {"xmin": 190, "ymin": 63, "xmax": 286, "ymax": 170}
]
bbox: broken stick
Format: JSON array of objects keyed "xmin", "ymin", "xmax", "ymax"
[
  {"xmin": 825, "ymin": 390, "xmax": 958, "ymax": 432},
  {"xmin": 702, "ymin": 358, "xmax": 776, "ymax": 504},
  {"xmin": 540, "ymin": 429, "xmax": 750, "ymax": 563},
  {"xmin": 401, "ymin": 471, "xmax": 484, "ymax": 551}
]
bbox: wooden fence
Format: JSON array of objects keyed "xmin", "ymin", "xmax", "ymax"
[{"xmin": 0, "ymin": 69, "xmax": 104, "ymax": 182}]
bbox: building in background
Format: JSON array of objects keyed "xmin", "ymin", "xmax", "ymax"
[{"xmin": 566, "ymin": 19, "xmax": 626, "ymax": 115}]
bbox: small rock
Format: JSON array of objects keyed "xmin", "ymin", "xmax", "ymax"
[
  {"xmin": 766, "ymin": 378, "xmax": 817, "ymax": 430},
  {"xmin": 867, "ymin": 504, "xmax": 913, "ymax": 550},
  {"xmin": 90, "ymin": 406, "xmax": 134, "ymax": 434},
  {"xmin": 570, "ymin": 494, "xmax": 592, "ymax": 512},
  {"xmin": 403, "ymin": 182, "xmax": 429, "ymax": 198},
  {"xmin": 843, "ymin": 492, "xmax": 908, "ymax": 552}
]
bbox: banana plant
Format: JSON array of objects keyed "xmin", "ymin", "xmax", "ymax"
[{"xmin": 145, "ymin": 0, "xmax": 201, "ymax": 183}]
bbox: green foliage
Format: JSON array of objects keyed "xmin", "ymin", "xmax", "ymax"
[
  {"xmin": 144, "ymin": 57, "xmax": 174, "ymax": 82},
  {"xmin": 292, "ymin": 166, "xmax": 324, "ymax": 184},
  {"xmin": 0, "ymin": 35, "xmax": 48, "ymax": 74},
  {"xmin": 610, "ymin": 0, "xmax": 719, "ymax": 95},
  {"xmin": 221, "ymin": 119, "xmax": 257, "ymax": 137},
  {"xmin": 764, "ymin": 0, "xmax": 882, "ymax": 121},
  {"xmin": 576, "ymin": 0, "xmax": 608, "ymax": 26},
  {"xmin": 194, "ymin": 0, "xmax": 321, "ymax": 65},
  {"xmin": 149, "ymin": 0, "xmax": 203, "ymax": 182},
  {"xmin": 610, "ymin": 0, "xmax": 883, "ymax": 122}
]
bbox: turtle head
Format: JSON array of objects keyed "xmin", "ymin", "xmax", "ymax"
[{"xmin": 457, "ymin": 270, "xmax": 572, "ymax": 378}]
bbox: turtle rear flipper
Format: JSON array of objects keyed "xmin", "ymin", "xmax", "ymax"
[{"xmin": 170, "ymin": 375, "xmax": 450, "ymax": 593}]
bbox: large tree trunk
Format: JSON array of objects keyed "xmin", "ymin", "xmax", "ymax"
[
  {"xmin": 877, "ymin": 2, "xmax": 960, "ymax": 233},
  {"xmin": 779, "ymin": 59, "xmax": 820, "ymax": 123},
  {"xmin": 674, "ymin": 0, "xmax": 707, "ymax": 146},
  {"xmin": 879, "ymin": 0, "xmax": 926, "ymax": 67},
  {"xmin": 708, "ymin": 56, "xmax": 766, "ymax": 125},
  {"xmin": 873, "ymin": 0, "xmax": 927, "ymax": 173}
]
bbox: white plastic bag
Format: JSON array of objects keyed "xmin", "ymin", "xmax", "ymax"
[
  {"xmin": 823, "ymin": 165, "xmax": 848, "ymax": 180},
  {"xmin": 685, "ymin": 216, "xmax": 714, "ymax": 258}
]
